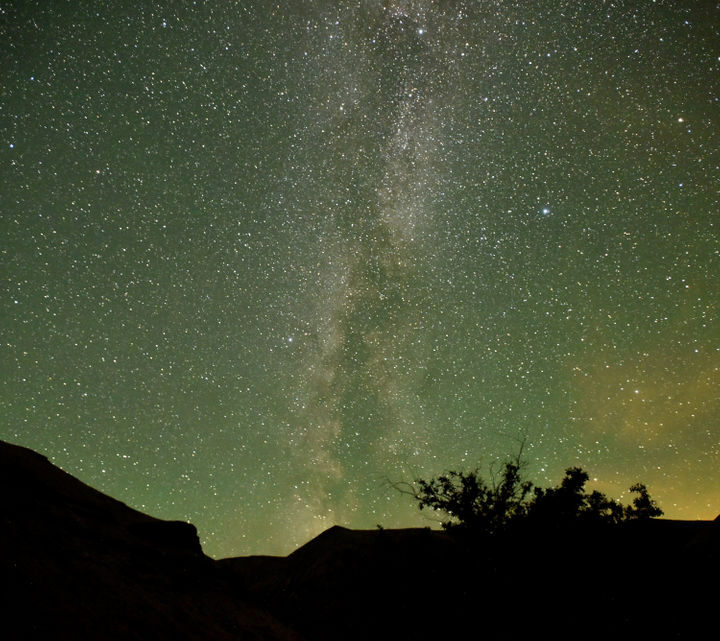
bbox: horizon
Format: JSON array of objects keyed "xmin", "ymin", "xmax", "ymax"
[{"xmin": 5, "ymin": 435, "xmax": 717, "ymax": 562}]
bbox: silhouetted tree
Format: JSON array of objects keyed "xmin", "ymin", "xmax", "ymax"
[
  {"xmin": 406, "ymin": 460, "xmax": 661, "ymax": 534},
  {"xmin": 526, "ymin": 467, "xmax": 626, "ymax": 525},
  {"xmin": 414, "ymin": 461, "xmax": 533, "ymax": 534},
  {"xmin": 624, "ymin": 483, "xmax": 664, "ymax": 520}
]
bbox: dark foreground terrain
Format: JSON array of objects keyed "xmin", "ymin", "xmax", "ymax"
[{"xmin": 2, "ymin": 439, "xmax": 717, "ymax": 640}]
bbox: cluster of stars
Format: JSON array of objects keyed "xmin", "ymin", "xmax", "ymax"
[{"xmin": 1, "ymin": 1, "xmax": 718, "ymax": 557}]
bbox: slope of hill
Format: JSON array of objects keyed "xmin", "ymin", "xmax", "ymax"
[
  {"xmin": 1, "ymin": 439, "xmax": 300, "ymax": 641},
  {"xmin": 220, "ymin": 511, "xmax": 719, "ymax": 640}
]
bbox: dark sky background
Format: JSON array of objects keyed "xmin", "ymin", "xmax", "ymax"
[{"xmin": 2, "ymin": 1, "xmax": 718, "ymax": 558}]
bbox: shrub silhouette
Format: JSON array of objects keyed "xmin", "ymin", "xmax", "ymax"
[
  {"xmin": 624, "ymin": 482, "xmax": 664, "ymax": 520},
  {"xmin": 410, "ymin": 461, "xmax": 662, "ymax": 533},
  {"xmin": 525, "ymin": 466, "xmax": 633, "ymax": 526},
  {"xmin": 414, "ymin": 461, "xmax": 532, "ymax": 535}
]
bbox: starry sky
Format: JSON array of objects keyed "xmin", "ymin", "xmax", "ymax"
[{"xmin": 2, "ymin": 1, "xmax": 719, "ymax": 558}]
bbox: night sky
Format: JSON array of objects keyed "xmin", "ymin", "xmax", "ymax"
[{"xmin": 2, "ymin": 1, "xmax": 718, "ymax": 558}]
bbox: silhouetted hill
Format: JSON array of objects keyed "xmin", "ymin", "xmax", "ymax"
[
  {"xmin": 219, "ymin": 525, "xmax": 469, "ymax": 640},
  {"xmin": 220, "ymin": 516, "xmax": 719, "ymax": 641},
  {"xmin": 1, "ymin": 440, "xmax": 300, "ymax": 641},
  {"xmin": 3, "ymin": 439, "xmax": 717, "ymax": 640}
]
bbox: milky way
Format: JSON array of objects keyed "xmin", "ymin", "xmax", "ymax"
[{"xmin": 2, "ymin": 1, "xmax": 719, "ymax": 557}]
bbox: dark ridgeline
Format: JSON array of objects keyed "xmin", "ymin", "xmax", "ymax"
[
  {"xmin": 1, "ymin": 440, "xmax": 300, "ymax": 641},
  {"xmin": 2, "ymin": 439, "xmax": 717, "ymax": 640}
]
